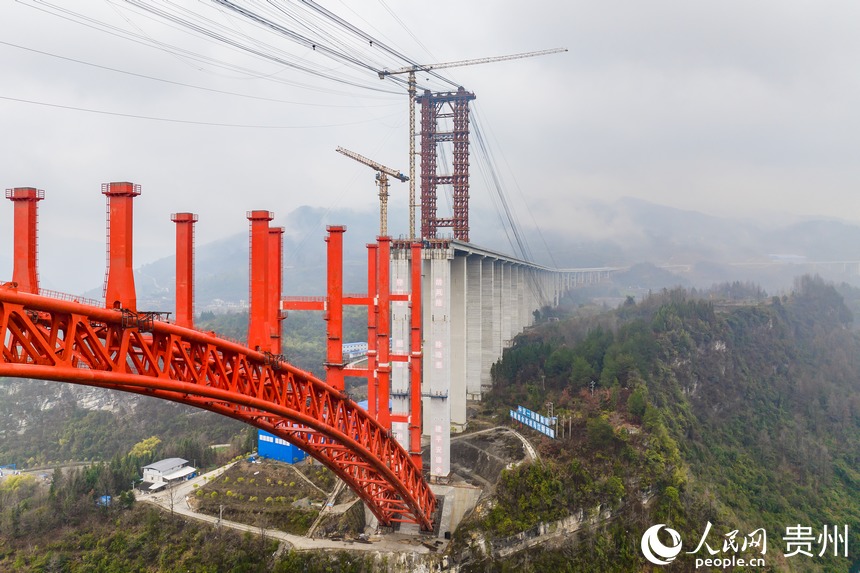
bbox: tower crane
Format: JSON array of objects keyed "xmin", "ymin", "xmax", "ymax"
[
  {"xmin": 378, "ymin": 48, "xmax": 567, "ymax": 240},
  {"xmin": 336, "ymin": 146, "xmax": 408, "ymax": 237}
]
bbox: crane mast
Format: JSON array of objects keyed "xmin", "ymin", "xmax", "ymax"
[
  {"xmin": 336, "ymin": 146, "xmax": 408, "ymax": 237},
  {"xmin": 378, "ymin": 48, "xmax": 567, "ymax": 240}
]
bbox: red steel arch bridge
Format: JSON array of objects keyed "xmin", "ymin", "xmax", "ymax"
[{"xmin": 0, "ymin": 184, "xmax": 436, "ymax": 531}]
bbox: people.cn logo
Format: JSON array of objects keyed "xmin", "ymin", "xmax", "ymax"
[{"xmin": 641, "ymin": 524, "xmax": 683, "ymax": 565}]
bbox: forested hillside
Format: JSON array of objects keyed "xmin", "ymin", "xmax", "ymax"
[{"xmin": 455, "ymin": 276, "xmax": 860, "ymax": 571}]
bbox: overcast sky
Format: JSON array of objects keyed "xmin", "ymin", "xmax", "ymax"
[{"xmin": 2, "ymin": 1, "xmax": 860, "ymax": 294}]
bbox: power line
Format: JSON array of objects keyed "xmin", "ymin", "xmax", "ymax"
[
  {"xmin": 0, "ymin": 40, "xmax": 398, "ymax": 109},
  {"xmin": 299, "ymin": 0, "xmax": 457, "ymax": 90},
  {"xmin": 0, "ymin": 94, "xmax": 399, "ymax": 129},
  {"xmin": 474, "ymin": 105, "xmax": 559, "ymax": 268},
  {"xmin": 377, "ymin": 0, "xmax": 437, "ymax": 63},
  {"xmin": 472, "ymin": 113, "xmax": 531, "ymax": 260},
  {"xmin": 20, "ymin": 0, "xmax": 403, "ymax": 96},
  {"xmin": 123, "ymin": 0, "xmax": 400, "ymax": 93},
  {"xmin": 471, "ymin": 108, "xmax": 551, "ymax": 304}
]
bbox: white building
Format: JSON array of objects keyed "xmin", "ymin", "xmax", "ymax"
[{"xmin": 140, "ymin": 458, "xmax": 196, "ymax": 491}]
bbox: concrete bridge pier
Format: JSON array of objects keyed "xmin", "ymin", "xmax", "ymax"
[
  {"xmin": 465, "ymin": 256, "xmax": 483, "ymax": 402},
  {"xmin": 423, "ymin": 246, "xmax": 453, "ymax": 481},
  {"xmin": 411, "ymin": 240, "xmax": 616, "ymax": 483},
  {"xmin": 390, "ymin": 248, "xmax": 411, "ymax": 450},
  {"xmin": 480, "ymin": 258, "xmax": 498, "ymax": 398},
  {"xmin": 450, "ymin": 255, "xmax": 467, "ymax": 432}
]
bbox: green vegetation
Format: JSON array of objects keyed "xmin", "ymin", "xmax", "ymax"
[
  {"xmin": 0, "ymin": 380, "xmax": 251, "ymax": 470},
  {"xmin": 0, "ymin": 442, "xmax": 376, "ymax": 572},
  {"xmin": 462, "ymin": 275, "xmax": 860, "ymax": 571},
  {"xmin": 197, "ymin": 307, "xmax": 367, "ymax": 379},
  {"xmin": 1, "ymin": 503, "xmax": 282, "ymax": 572},
  {"xmin": 194, "ymin": 460, "xmax": 333, "ymax": 535}
]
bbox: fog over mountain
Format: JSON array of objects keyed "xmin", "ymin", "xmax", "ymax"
[{"xmin": 89, "ymin": 197, "xmax": 860, "ymax": 312}]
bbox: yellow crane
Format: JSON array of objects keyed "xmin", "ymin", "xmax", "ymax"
[
  {"xmin": 336, "ymin": 146, "xmax": 408, "ymax": 237},
  {"xmin": 378, "ymin": 48, "xmax": 567, "ymax": 239}
]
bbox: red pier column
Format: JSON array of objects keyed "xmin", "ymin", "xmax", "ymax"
[
  {"xmin": 102, "ymin": 182, "xmax": 140, "ymax": 310},
  {"xmin": 409, "ymin": 241, "xmax": 423, "ymax": 468},
  {"xmin": 366, "ymin": 242, "xmax": 378, "ymax": 417},
  {"xmin": 325, "ymin": 226, "xmax": 345, "ymax": 392},
  {"xmin": 377, "ymin": 236, "xmax": 391, "ymax": 429},
  {"xmin": 268, "ymin": 226, "xmax": 284, "ymax": 355},
  {"xmin": 171, "ymin": 212, "xmax": 198, "ymax": 329},
  {"xmin": 6, "ymin": 187, "xmax": 44, "ymax": 294},
  {"xmin": 247, "ymin": 210, "xmax": 273, "ymax": 351}
]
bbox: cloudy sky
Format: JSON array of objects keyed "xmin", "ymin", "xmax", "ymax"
[{"xmin": 2, "ymin": 1, "xmax": 860, "ymax": 293}]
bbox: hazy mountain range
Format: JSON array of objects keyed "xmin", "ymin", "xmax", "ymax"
[{"xmin": 81, "ymin": 198, "xmax": 860, "ymax": 311}]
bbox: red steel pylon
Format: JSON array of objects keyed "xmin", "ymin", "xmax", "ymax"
[{"xmin": 6, "ymin": 187, "xmax": 44, "ymax": 295}]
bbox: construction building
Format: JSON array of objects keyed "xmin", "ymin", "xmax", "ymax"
[
  {"xmin": 140, "ymin": 458, "xmax": 197, "ymax": 492},
  {"xmin": 258, "ymin": 429, "xmax": 308, "ymax": 464}
]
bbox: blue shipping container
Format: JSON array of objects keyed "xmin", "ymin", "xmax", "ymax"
[{"xmin": 257, "ymin": 430, "xmax": 308, "ymax": 464}]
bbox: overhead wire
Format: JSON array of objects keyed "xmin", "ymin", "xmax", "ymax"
[
  {"xmin": 473, "ymin": 105, "xmax": 559, "ymax": 268},
  {"xmin": 298, "ymin": 0, "xmax": 458, "ymax": 91},
  {"xmin": 376, "ymin": 0, "xmax": 437, "ymax": 62},
  {"xmin": 471, "ymin": 106, "xmax": 550, "ymax": 303},
  {"xmin": 0, "ymin": 39, "xmax": 398, "ymax": 109},
  {"xmin": 16, "ymin": 0, "xmax": 551, "ymax": 280},
  {"xmin": 0, "ymin": 93, "xmax": 400, "ymax": 128},
  {"xmin": 20, "ymin": 0, "xmax": 403, "ymax": 96},
  {"xmin": 472, "ymin": 112, "xmax": 531, "ymax": 260},
  {"xmin": 123, "ymin": 0, "xmax": 400, "ymax": 93}
]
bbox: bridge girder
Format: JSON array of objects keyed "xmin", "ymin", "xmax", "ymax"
[{"xmin": 0, "ymin": 285, "xmax": 436, "ymax": 530}]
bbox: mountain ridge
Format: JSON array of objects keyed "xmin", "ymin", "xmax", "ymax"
[{"xmin": 69, "ymin": 198, "xmax": 860, "ymax": 310}]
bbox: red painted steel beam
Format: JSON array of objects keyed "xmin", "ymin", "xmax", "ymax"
[
  {"xmin": 6, "ymin": 187, "xmax": 44, "ymax": 295},
  {"xmin": 268, "ymin": 226, "xmax": 284, "ymax": 355},
  {"xmin": 247, "ymin": 210, "xmax": 273, "ymax": 351},
  {"xmin": 282, "ymin": 297, "xmax": 325, "ymax": 312},
  {"xmin": 409, "ymin": 241, "xmax": 423, "ymax": 468},
  {"xmin": 6, "ymin": 187, "xmax": 45, "ymax": 294},
  {"xmin": 418, "ymin": 93, "xmax": 437, "ymax": 239},
  {"xmin": 171, "ymin": 213, "xmax": 198, "ymax": 329},
  {"xmin": 451, "ymin": 88, "xmax": 474, "ymax": 242},
  {"xmin": 366, "ymin": 242, "xmax": 378, "ymax": 419},
  {"xmin": 376, "ymin": 236, "xmax": 391, "ymax": 430},
  {"xmin": 416, "ymin": 90, "xmax": 475, "ymax": 241},
  {"xmin": 102, "ymin": 182, "xmax": 140, "ymax": 311},
  {"xmin": 325, "ymin": 226, "xmax": 345, "ymax": 391},
  {"xmin": 0, "ymin": 285, "xmax": 436, "ymax": 530}
]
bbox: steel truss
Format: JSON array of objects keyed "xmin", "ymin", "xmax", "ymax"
[
  {"xmin": 417, "ymin": 87, "xmax": 476, "ymax": 242},
  {"xmin": 0, "ymin": 285, "xmax": 436, "ymax": 530}
]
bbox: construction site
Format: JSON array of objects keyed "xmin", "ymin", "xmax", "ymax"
[{"xmin": 0, "ymin": 0, "xmax": 585, "ymax": 557}]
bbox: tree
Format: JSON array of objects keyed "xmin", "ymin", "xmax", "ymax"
[
  {"xmin": 586, "ymin": 416, "xmax": 616, "ymax": 450},
  {"xmin": 129, "ymin": 436, "xmax": 161, "ymax": 459},
  {"xmin": 570, "ymin": 356, "xmax": 596, "ymax": 391},
  {"xmin": 627, "ymin": 386, "xmax": 647, "ymax": 420}
]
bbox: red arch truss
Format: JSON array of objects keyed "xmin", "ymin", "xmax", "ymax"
[{"xmin": 0, "ymin": 284, "xmax": 436, "ymax": 530}]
